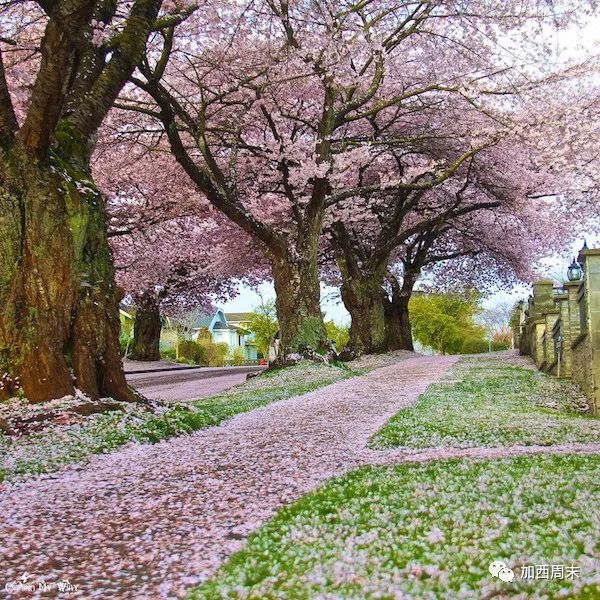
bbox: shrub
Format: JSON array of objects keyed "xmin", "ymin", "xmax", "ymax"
[
  {"xmin": 119, "ymin": 333, "xmax": 132, "ymax": 357},
  {"xmin": 230, "ymin": 347, "xmax": 246, "ymax": 366},
  {"xmin": 177, "ymin": 340, "xmax": 203, "ymax": 364},
  {"xmin": 461, "ymin": 336, "xmax": 488, "ymax": 354},
  {"xmin": 491, "ymin": 339, "xmax": 511, "ymax": 351},
  {"xmin": 198, "ymin": 340, "xmax": 229, "ymax": 366},
  {"xmin": 161, "ymin": 347, "xmax": 177, "ymax": 361},
  {"xmin": 325, "ymin": 320, "xmax": 349, "ymax": 352}
]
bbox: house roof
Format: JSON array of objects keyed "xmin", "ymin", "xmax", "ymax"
[
  {"xmin": 191, "ymin": 309, "xmax": 218, "ymax": 328},
  {"xmin": 170, "ymin": 306, "xmax": 221, "ymax": 330},
  {"xmin": 188, "ymin": 307, "xmax": 218, "ymax": 329},
  {"xmin": 225, "ymin": 312, "xmax": 253, "ymax": 322},
  {"xmin": 169, "ymin": 307, "xmax": 252, "ymax": 333}
]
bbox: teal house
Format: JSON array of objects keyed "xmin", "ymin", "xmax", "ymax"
[{"xmin": 188, "ymin": 308, "xmax": 258, "ymax": 361}]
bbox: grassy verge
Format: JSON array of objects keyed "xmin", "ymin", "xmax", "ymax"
[
  {"xmin": 369, "ymin": 355, "xmax": 600, "ymax": 450},
  {"xmin": 192, "ymin": 455, "xmax": 600, "ymax": 599},
  {"xmin": 0, "ymin": 362, "xmax": 360, "ymax": 482}
]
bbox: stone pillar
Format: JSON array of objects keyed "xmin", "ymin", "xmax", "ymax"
[
  {"xmin": 519, "ymin": 298, "xmax": 534, "ymax": 356},
  {"xmin": 528, "ymin": 280, "xmax": 554, "ymax": 369},
  {"xmin": 531, "ymin": 280, "xmax": 555, "ymax": 316},
  {"xmin": 542, "ymin": 309, "xmax": 560, "ymax": 373},
  {"xmin": 562, "ymin": 282, "xmax": 581, "ymax": 378},
  {"xmin": 532, "ymin": 320, "xmax": 546, "ymax": 368},
  {"xmin": 571, "ymin": 249, "xmax": 600, "ymax": 414}
]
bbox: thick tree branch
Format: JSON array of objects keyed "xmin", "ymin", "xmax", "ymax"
[
  {"xmin": 18, "ymin": 0, "xmax": 97, "ymax": 154},
  {"xmin": 65, "ymin": 0, "xmax": 163, "ymax": 142},
  {"xmin": 140, "ymin": 77, "xmax": 285, "ymax": 253},
  {"xmin": 0, "ymin": 50, "xmax": 18, "ymax": 147}
]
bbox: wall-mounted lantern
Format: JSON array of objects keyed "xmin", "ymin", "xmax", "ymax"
[{"xmin": 567, "ymin": 257, "xmax": 583, "ymax": 282}]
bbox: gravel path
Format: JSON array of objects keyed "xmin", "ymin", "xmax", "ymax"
[{"xmin": 0, "ymin": 355, "xmax": 457, "ymax": 599}]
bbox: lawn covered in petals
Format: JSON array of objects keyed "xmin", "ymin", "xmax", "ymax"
[
  {"xmin": 0, "ymin": 361, "xmax": 359, "ymax": 482},
  {"xmin": 192, "ymin": 455, "xmax": 600, "ymax": 599},
  {"xmin": 369, "ymin": 356, "xmax": 600, "ymax": 450}
]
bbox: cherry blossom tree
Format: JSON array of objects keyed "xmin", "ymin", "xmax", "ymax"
[
  {"xmin": 325, "ymin": 135, "xmax": 545, "ymax": 354},
  {"xmin": 321, "ymin": 37, "xmax": 600, "ymax": 356},
  {"xmin": 119, "ymin": 0, "xmax": 595, "ymax": 360},
  {"xmin": 97, "ymin": 145, "xmax": 267, "ymax": 360},
  {"xmin": 381, "ymin": 212, "xmax": 533, "ymax": 353},
  {"xmin": 0, "ymin": 0, "xmax": 199, "ymax": 401}
]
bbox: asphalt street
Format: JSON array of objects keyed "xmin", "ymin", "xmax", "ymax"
[{"xmin": 126, "ymin": 365, "xmax": 264, "ymax": 401}]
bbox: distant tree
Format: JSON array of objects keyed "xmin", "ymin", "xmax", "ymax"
[
  {"xmin": 479, "ymin": 301, "xmax": 513, "ymax": 336},
  {"xmin": 478, "ymin": 301, "xmax": 514, "ymax": 350},
  {"xmin": 248, "ymin": 298, "xmax": 279, "ymax": 360},
  {"xmin": 409, "ymin": 293, "xmax": 486, "ymax": 355},
  {"xmin": 325, "ymin": 321, "xmax": 350, "ymax": 353}
]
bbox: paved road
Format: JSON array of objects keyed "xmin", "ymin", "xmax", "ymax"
[{"xmin": 126, "ymin": 366, "xmax": 264, "ymax": 401}]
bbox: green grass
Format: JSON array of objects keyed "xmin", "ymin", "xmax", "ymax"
[
  {"xmin": 0, "ymin": 362, "xmax": 359, "ymax": 482},
  {"xmin": 192, "ymin": 455, "xmax": 600, "ymax": 599},
  {"xmin": 370, "ymin": 357, "xmax": 600, "ymax": 450}
]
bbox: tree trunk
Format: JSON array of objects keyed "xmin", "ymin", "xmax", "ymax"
[
  {"xmin": 270, "ymin": 250, "xmax": 328, "ymax": 359},
  {"xmin": 384, "ymin": 294, "xmax": 413, "ymax": 351},
  {"xmin": 384, "ymin": 272, "xmax": 418, "ymax": 351},
  {"xmin": 339, "ymin": 271, "xmax": 387, "ymax": 355},
  {"xmin": 129, "ymin": 296, "xmax": 162, "ymax": 361},
  {"xmin": 0, "ymin": 145, "xmax": 133, "ymax": 402}
]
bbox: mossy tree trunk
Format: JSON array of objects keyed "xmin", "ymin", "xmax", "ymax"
[
  {"xmin": 332, "ymin": 221, "xmax": 390, "ymax": 356},
  {"xmin": 130, "ymin": 294, "xmax": 162, "ymax": 361},
  {"xmin": 337, "ymin": 260, "xmax": 388, "ymax": 355},
  {"xmin": 0, "ymin": 0, "xmax": 162, "ymax": 402},
  {"xmin": 384, "ymin": 271, "xmax": 417, "ymax": 351},
  {"xmin": 0, "ymin": 146, "xmax": 133, "ymax": 401},
  {"xmin": 270, "ymin": 242, "xmax": 329, "ymax": 360}
]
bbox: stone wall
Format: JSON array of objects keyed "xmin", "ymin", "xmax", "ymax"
[
  {"xmin": 572, "ymin": 332, "xmax": 594, "ymax": 402},
  {"xmin": 516, "ymin": 249, "xmax": 600, "ymax": 415}
]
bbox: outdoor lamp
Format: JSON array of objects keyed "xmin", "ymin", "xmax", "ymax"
[{"xmin": 567, "ymin": 258, "xmax": 582, "ymax": 282}]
